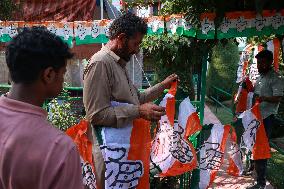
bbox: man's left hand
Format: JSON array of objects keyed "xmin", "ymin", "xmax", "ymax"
[{"xmin": 161, "ymin": 74, "xmax": 179, "ymax": 89}]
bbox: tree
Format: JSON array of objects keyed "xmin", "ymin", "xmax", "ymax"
[
  {"xmin": 0, "ymin": 0, "xmax": 19, "ymax": 20},
  {"xmin": 206, "ymin": 40, "xmax": 240, "ymax": 100}
]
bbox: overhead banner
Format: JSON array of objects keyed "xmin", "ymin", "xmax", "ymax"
[
  {"xmin": 74, "ymin": 20, "xmax": 112, "ymax": 45},
  {"xmin": 1, "ymin": 9, "xmax": 284, "ymax": 44}
]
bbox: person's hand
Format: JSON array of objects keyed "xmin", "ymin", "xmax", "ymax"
[
  {"xmin": 138, "ymin": 102, "xmax": 166, "ymax": 121},
  {"xmin": 161, "ymin": 74, "xmax": 179, "ymax": 89}
]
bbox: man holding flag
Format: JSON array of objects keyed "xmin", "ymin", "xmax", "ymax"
[
  {"xmin": 83, "ymin": 13, "xmax": 178, "ymax": 189},
  {"xmin": 247, "ymin": 50, "xmax": 284, "ymax": 189}
]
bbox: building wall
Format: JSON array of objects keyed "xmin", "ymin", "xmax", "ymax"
[
  {"xmin": 0, "ymin": 51, "xmax": 9, "ymax": 84},
  {"xmin": 0, "ymin": 51, "xmax": 143, "ymax": 88}
]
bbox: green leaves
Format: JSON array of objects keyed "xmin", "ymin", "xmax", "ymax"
[
  {"xmin": 48, "ymin": 99, "xmax": 81, "ymax": 132},
  {"xmin": 0, "ymin": 0, "xmax": 19, "ymax": 20},
  {"xmin": 141, "ymin": 34, "xmax": 198, "ymax": 98}
]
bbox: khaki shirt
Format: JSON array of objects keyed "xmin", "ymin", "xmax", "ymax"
[
  {"xmin": 83, "ymin": 46, "xmax": 164, "ymax": 128},
  {"xmin": 254, "ymin": 70, "xmax": 284, "ymax": 119}
]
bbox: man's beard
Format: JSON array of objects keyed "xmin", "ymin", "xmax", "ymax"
[{"xmin": 117, "ymin": 42, "xmax": 132, "ymax": 62}]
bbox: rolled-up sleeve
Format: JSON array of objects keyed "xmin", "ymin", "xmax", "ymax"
[
  {"xmin": 83, "ymin": 61, "xmax": 139, "ymax": 128},
  {"xmin": 138, "ymin": 83, "xmax": 165, "ymax": 104}
]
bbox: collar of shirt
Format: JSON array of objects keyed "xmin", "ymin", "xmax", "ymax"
[
  {"xmin": 260, "ymin": 69, "xmax": 273, "ymax": 78},
  {"xmin": 102, "ymin": 46, "xmax": 128, "ymax": 68},
  {"xmin": 0, "ymin": 95, "xmax": 48, "ymax": 118}
]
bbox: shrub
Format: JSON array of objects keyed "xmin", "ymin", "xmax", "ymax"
[{"xmin": 206, "ymin": 40, "xmax": 239, "ymax": 101}]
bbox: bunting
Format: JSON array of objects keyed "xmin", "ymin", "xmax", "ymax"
[{"xmin": 1, "ymin": 9, "xmax": 284, "ymax": 44}]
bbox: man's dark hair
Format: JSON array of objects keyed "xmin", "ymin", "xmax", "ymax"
[
  {"xmin": 5, "ymin": 26, "xmax": 73, "ymax": 83},
  {"xmin": 255, "ymin": 49, "xmax": 273, "ymax": 63},
  {"xmin": 108, "ymin": 12, "xmax": 147, "ymax": 39}
]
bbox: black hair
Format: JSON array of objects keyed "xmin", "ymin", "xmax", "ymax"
[
  {"xmin": 5, "ymin": 26, "xmax": 73, "ymax": 84},
  {"xmin": 108, "ymin": 12, "xmax": 147, "ymax": 40},
  {"xmin": 255, "ymin": 49, "xmax": 273, "ymax": 63}
]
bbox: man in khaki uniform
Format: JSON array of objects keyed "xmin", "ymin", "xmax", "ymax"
[
  {"xmin": 83, "ymin": 13, "xmax": 178, "ymax": 189},
  {"xmin": 247, "ymin": 50, "xmax": 284, "ymax": 189}
]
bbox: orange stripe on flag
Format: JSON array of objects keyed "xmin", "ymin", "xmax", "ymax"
[
  {"xmin": 128, "ymin": 119, "xmax": 151, "ymax": 189},
  {"xmin": 208, "ymin": 125, "xmax": 231, "ymax": 189},
  {"xmin": 251, "ymin": 104, "xmax": 271, "ymax": 160},
  {"xmin": 273, "ymin": 38, "xmax": 280, "ymax": 72},
  {"xmin": 185, "ymin": 112, "xmax": 202, "ymax": 137},
  {"xmin": 66, "ymin": 120, "xmax": 94, "ymax": 170}
]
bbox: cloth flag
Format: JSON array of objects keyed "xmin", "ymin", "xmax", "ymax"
[
  {"xmin": 66, "ymin": 120, "xmax": 97, "ymax": 189},
  {"xmin": 235, "ymin": 77, "xmax": 254, "ymax": 114},
  {"xmin": 97, "ymin": 101, "xmax": 151, "ymax": 189},
  {"xmin": 198, "ymin": 124, "xmax": 231, "ymax": 189},
  {"xmin": 238, "ymin": 103, "xmax": 271, "ymax": 160},
  {"xmin": 150, "ymin": 82, "xmax": 200, "ymax": 177},
  {"xmin": 227, "ymin": 127, "xmax": 244, "ymax": 176}
]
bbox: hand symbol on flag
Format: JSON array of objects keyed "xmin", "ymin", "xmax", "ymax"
[
  {"xmin": 100, "ymin": 146, "xmax": 144, "ymax": 189},
  {"xmin": 170, "ymin": 124, "xmax": 194, "ymax": 163},
  {"xmin": 81, "ymin": 158, "xmax": 97, "ymax": 189}
]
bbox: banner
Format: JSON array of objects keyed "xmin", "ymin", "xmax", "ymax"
[
  {"xmin": 227, "ymin": 127, "xmax": 244, "ymax": 176},
  {"xmin": 1, "ymin": 10, "xmax": 284, "ymax": 43},
  {"xmin": 74, "ymin": 20, "xmax": 111, "ymax": 45},
  {"xmin": 165, "ymin": 15, "xmax": 196, "ymax": 37},
  {"xmin": 99, "ymin": 101, "xmax": 151, "ymax": 189},
  {"xmin": 66, "ymin": 120, "xmax": 97, "ymax": 189},
  {"xmin": 238, "ymin": 103, "xmax": 271, "ymax": 160},
  {"xmin": 150, "ymin": 82, "xmax": 200, "ymax": 177},
  {"xmin": 217, "ymin": 10, "xmax": 284, "ymax": 39},
  {"xmin": 235, "ymin": 77, "xmax": 254, "ymax": 114},
  {"xmin": 198, "ymin": 124, "xmax": 231, "ymax": 189},
  {"xmin": 197, "ymin": 13, "xmax": 216, "ymax": 39},
  {"xmin": 146, "ymin": 16, "xmax": 164, "ymax": 35},
  {"xmin": 236, "ymin": 44, "xmax": 253, "ymax": 83}
]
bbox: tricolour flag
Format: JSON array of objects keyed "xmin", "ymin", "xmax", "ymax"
[
  {"xmin": 238, "ymin": 103, "xmax": 271, "ymax": 160},
  {"xmin": 66, "ymin": 120, "xmax": 97, "ymax": 189},
  {"xmin": 150, "ymin": 82, "xmax": 200, "ymax": 177},
  {"xmin": 98, "ymin": 101, "xmax": 151, "ymax": 189},
  {"xmin": 198, "ymin": 124, "xmax": 231, "ymax": 189},
  {"xmin": 227, "ymin": 127, "xmax": 244, "ymax": 176}
]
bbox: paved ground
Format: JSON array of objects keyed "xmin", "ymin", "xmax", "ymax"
[{"xmin": 204, "ymin": 105, "xmax": 274, "ymax": 189}]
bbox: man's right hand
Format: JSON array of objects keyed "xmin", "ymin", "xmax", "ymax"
[{"xmin": 138, "ymin": 103, "xmax": 166, "ymax": 121}]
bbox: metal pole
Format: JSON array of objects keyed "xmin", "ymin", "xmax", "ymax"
[
  {"xmin": 190, "ymin": 52, "xmax": 208, "ymax": 189},
  {"xmin": 199, "ymin": 53, "xmax": 208, "ymax": 125},
  {"xmin": 100, "ymin": 0, "xmax": 104, "ymax": 20}
]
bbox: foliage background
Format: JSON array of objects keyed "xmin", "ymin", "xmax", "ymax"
[{"xmin": 206, "ymin": 40, "xmax": 240, "ymax": 100}]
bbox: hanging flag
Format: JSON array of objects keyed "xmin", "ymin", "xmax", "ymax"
[
  {"xmin": 236, "ymin": 44, "xmax": 253, "ymax": 83},
  {"xmin": 267, "ymin": 38, "xmax": 281, "ymax": 72},
  {"xmin": 74, "ymin": 20, "xmax": 112, "ymax": 45},
  {"xmin": 227, "ymin": 127, "xmax": 244, "ymax": 176},
  {"xmin": 238, "ymin": 103, "xmax": 271, "ymax": 160},
  {"xmin": 198, "ymin": 124, "xmax": 231, "ymax": 189},
  {"xmin": 98, "ymin": 101, "xmax": 151, "ymax": 189},
  {"xmin": 165, "ymin": 15, "xmax": 196, "ymax": 37},
  {"xmin": 146, "ymin": 16, "xmax": 164, "ymax": 35},
  {"xmin": 3, "ymin": 21, "xmax": 18, "ymax": 42},
  {"xmin": 46, "ymin": 21, "xmax": 74, "ymax": 47},
  {"xmin": 150, "ymin": 82, "xmax": 200, "ymax": 177},
  {"xmin": 197, "ymin": 13, "xmax": 215, "ymax": 39},
  {"xmin": 0, "ymin": 21, "xmax": 6, "ymax": 42},
  {"xmin": 66, "ymin": 120, "xmax": 97, "ymax": 189},
  {"xmin": 235, "ymin": 77, "xmax": 254, "ymax": 113}
]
